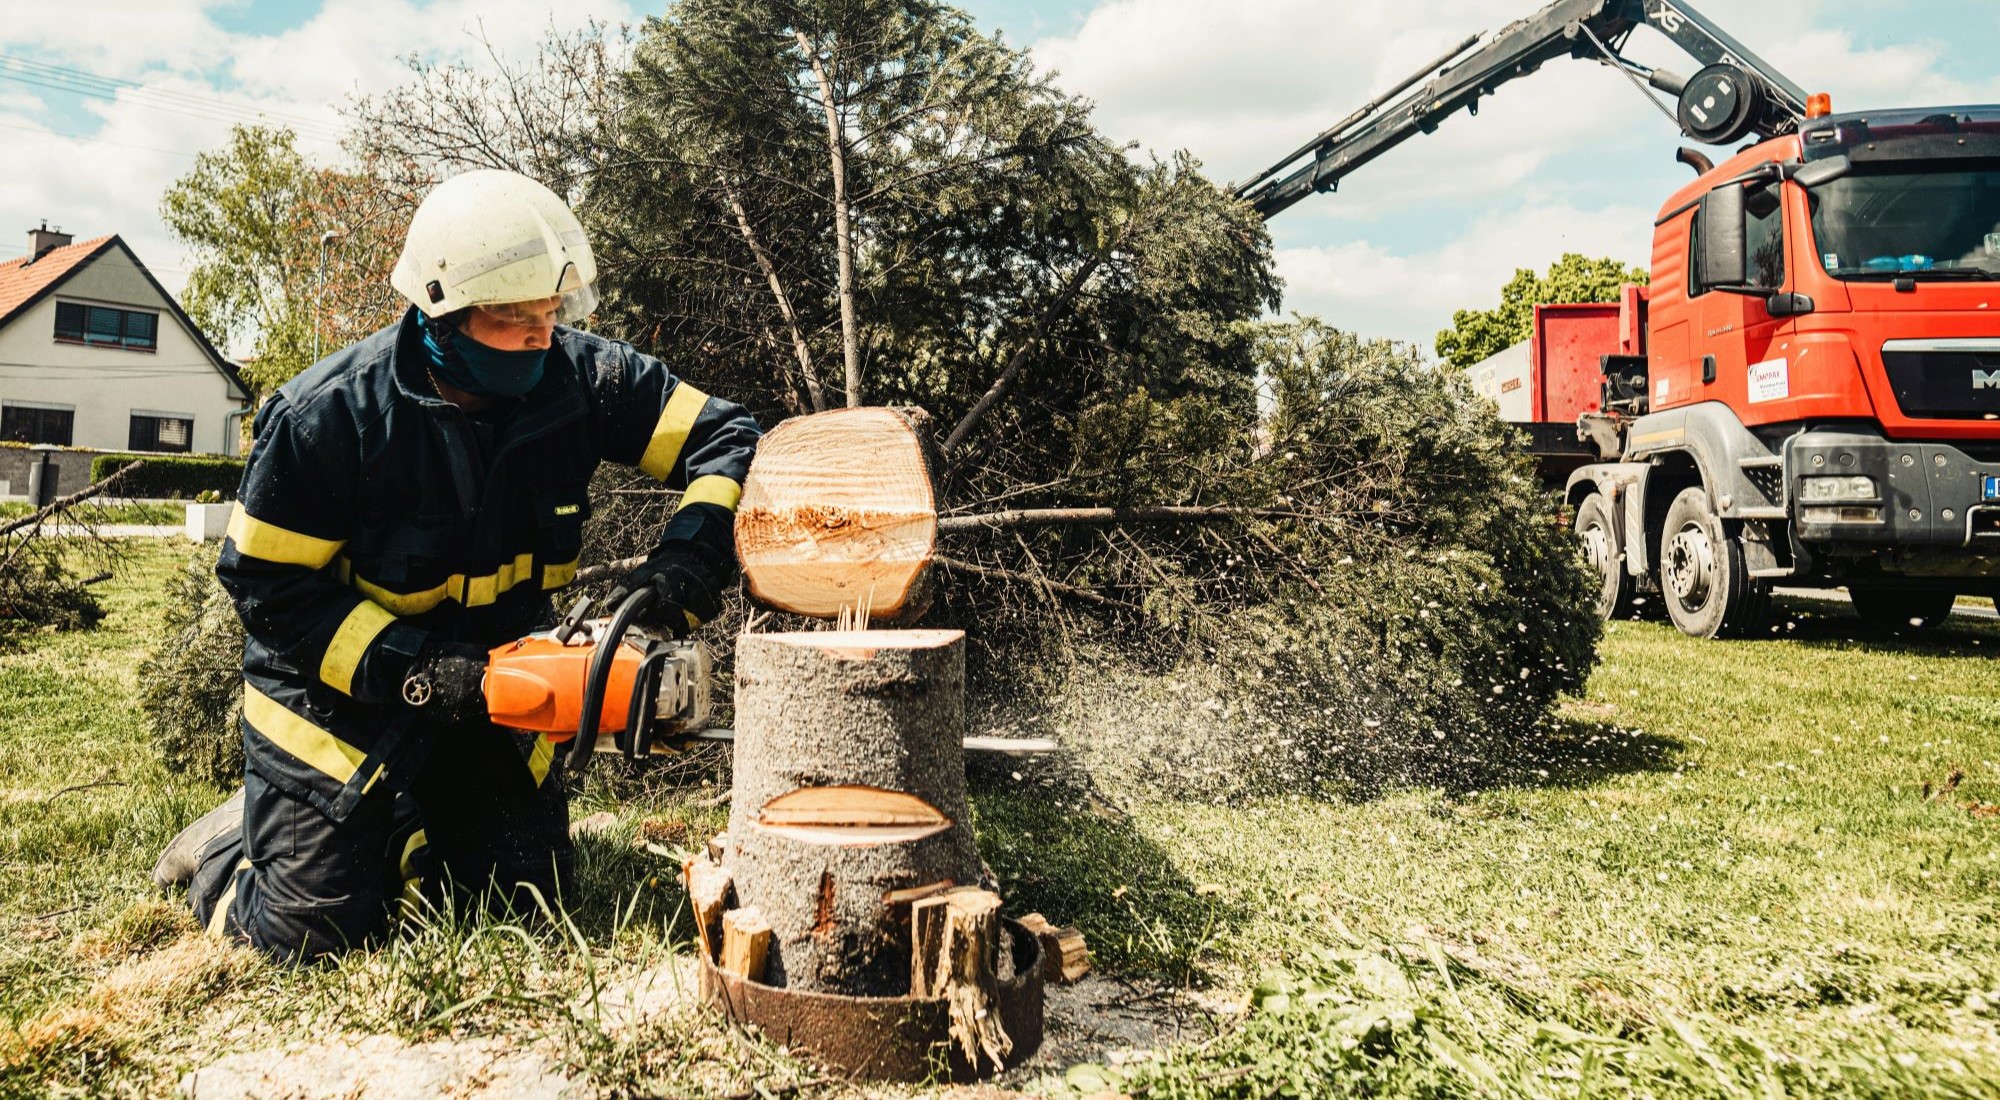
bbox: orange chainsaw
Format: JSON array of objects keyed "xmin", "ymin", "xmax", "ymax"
[
  {"xmin": 483, "ymin": 590, "xmax": 715, "ymax": 770},
  {"xmin": 483, "ymin": 590, "xmax": 1056, "ymax": 768}
]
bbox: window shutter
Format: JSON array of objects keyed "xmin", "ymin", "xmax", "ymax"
[
  {"xmin": 54, "ymin": 301, "xmax": 86, "ymax": 340},
  {"xmin": 159, "ymin": 418, "xmax": 191, "ymax": 451},
  {"xmin": 125, "ymin": 311, "xmax": 157, "ymax": 349},
  {"xmin": 87, "ymin": 306, "xmax": 123, "ymax": 343}
]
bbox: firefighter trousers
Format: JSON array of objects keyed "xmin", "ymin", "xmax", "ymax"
[{"xmin": 190, "ymin": 720, "xmax": 571, "ymax": 964}]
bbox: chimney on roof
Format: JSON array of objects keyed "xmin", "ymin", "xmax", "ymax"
[{"xmin": 28, "ymin": 221, "xmax": 73, "ymax": 260}]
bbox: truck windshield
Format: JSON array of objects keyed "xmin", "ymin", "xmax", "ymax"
[{"xmin": 1807, "ymin": 160, "xmax": 2000, "ymax": 279}]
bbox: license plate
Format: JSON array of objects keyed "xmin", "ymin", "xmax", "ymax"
[{"xmin": 1987, "ymin": 475, "xmax": 2000, "ymax": 501}]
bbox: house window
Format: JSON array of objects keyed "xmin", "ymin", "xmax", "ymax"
[
  {"xmin": 129, "ymin": 412, "xmax": 194, "ymax": 453},
  {"xmin": 1, "ymin": 402, "xmax": 76, "ymax": 446},
  {"xmin": 54, "ymin": 301, "xmax": 158, "ymax": 351}
]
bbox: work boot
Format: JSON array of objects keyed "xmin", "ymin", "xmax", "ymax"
[{"xmin": 151, "ymin": 787, "xmax": 245, "ymax": 893}]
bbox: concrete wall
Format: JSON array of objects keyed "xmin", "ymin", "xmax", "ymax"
[
  {"xmin": 0, "ymin": 244, "xmax": 246, "ymax": 456},
  {"xmin": 0, "ymin": 443, "xmax": 110, "ymax": 498}
]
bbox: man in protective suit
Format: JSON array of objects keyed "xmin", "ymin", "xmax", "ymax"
[{"xmin": 154, "ymin": 169, "xmax": 761, "ymax": 962}]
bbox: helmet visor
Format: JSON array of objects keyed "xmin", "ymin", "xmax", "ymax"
[{"xmin": 475, "ymin": 284, "xmax": 598, "ymax": 328}]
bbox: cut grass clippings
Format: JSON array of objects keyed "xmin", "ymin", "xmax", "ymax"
[{"xmin": 3, "ymin": 541, "xmax": 1998, "ymax": 1096}]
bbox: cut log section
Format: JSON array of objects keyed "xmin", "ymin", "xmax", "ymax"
[
  {"xmin": 683, "ymin": 857, "xmax": 733, "ymax": 959},
  {"xmin": 721, "ymin": 907, "xmax": 772, "ymax": 982},
  {"xmin": 1017, "ymin": 912, "xmax": 1090, "ymax": 983},
  {"xmin": 735, "ymin": 407, "xmax": 939, "ymax": 623},
  {"xmin": 725, "ymin": 630, "xmax": 982, "ymax": 996}
]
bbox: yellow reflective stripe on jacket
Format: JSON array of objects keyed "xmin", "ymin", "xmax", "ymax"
[
  {"xmin": 206, "ymin": 858, "xmax": 252, "ymax": 937},
  {"xmin": 227, "ymin": 504, "xmax": 344, "ymax": 568},
  {"xmin": 638, "ymin": 383, "xmax": 709, "ymax": 480},
  {"xmin": 348, "ymin": 552, "xmax": 539, "ymax": 614},
  {"xmin": 527, "ymin": 734, "xmax": 555, "ymax": 787},
  {"xmin": 320, "ymin": 600, "xmax": 397, "ymax": 695},
  {"xmin": 677, "ymin": 474, "xmax": 742, "ymax": 513},
  {"xmin": 353, "ymin": 573, "xmax": 451, "ymax": 616},
  {"xmin": 243, "ymin": 683, "xmax": 370, "ymax": 785},
  {"xmin": 464, "ymin": 552, "xmax": 536, "ymax": 607},
  {"xmin": 543, "ymin": 558, "xmax": 579, "ymax": 589}
]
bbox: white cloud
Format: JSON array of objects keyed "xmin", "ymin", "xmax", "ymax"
[
  {"xmin": 1274, "ymin": 201, "xmax": 1653, "ymax": 348},
  {"xmin": 0, "ymin": 0, "xmax": 642, "ymax": 301}
]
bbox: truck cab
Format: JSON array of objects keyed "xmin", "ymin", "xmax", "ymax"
[{"xmin": 1567, "ymin": 105, "xmax": 2000, "ymax": 636}]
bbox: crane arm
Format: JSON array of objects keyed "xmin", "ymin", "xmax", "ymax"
[{"xmin": 1236, "ymin": 0, "xmax": 1806, "ymax": 219}]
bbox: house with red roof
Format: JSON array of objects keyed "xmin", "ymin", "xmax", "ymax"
[{"xmin": 0, "ymin": 224, "xmax": 248, "ymax": 458}]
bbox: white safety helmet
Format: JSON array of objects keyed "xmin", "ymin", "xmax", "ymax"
[{"xmin": 391, "ymin": 169, "xmax": 599, "ymax": 323}]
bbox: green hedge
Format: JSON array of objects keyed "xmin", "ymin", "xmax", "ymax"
[{"xmin": 89, "ymin": 453, "xmax": 244, "ymax": 500}]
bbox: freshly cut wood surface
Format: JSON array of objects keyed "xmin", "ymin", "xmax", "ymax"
[
  {"xmin": 758, "ymin": 785, "xmax": 952, "ymax": 828},
  {"xmin": 721, "ymin": 907, "xmax": 772, "ymax": 982},
  {"xmin": 683, "ymin": 857, "xmax": 733, "ymax": 959},
  {"xmin": 1018, "ymin": 912, "xmax": 1090, "ymax": 983},
  {"xmin": 736, "ymin": 407, "xmax": 939, "ymax": 622}
]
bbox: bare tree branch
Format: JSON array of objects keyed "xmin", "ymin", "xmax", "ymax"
[
  {"xmin": 0, "ymin": 461, "xmax": 148, "ymax": 539},
  {"xmin": 938, "ymin": 253, "xmax": 1102, "ymax": 458},
  {"xmin": 795, "ymin": 30, "xmax": 862, "ymax": 407},
  {"xmin": 722, "ymin": 176, "xmax": 827, "ymax": 412},
  {"xmin": 934, "ymin": 555, "xmax": 1139, "ymax": 610},
  {"xmin": 938, "ymin": 505, "xmax": 1292, "ymax": 533}
]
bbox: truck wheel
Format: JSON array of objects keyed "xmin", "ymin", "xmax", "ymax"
[
  {"xmin": 1659, "ymin": 486, "xmax": 1771, "ymax": 639},
  {"xmin": 1848, "ymin": 585, "xmax": 1956, "ymax": 632},
  {"xmin": 1573, "ymin": 493, "xmax": 1634, "ymax": 620}
]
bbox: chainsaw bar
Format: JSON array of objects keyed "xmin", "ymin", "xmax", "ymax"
[{"xmin": 590, "ymin": 728, "xmax": 1058, "ymax": 757}]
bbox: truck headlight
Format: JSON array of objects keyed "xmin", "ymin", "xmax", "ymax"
[
  {"xmin": 1800, "ymin": 505, "xmax": 1884, "ymax": 524},
  {"xmin": 1800, "ymin": 475, "xmax": 1878, "ymax": 502}
]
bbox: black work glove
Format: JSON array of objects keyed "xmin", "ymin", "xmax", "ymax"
[
  {"xmin": 400, "ymin": 638, "xmax": 490, "ymax": 727},
  {"xmin": 606, "ymin": 544, "xmax": 724, "ymax": 637}
]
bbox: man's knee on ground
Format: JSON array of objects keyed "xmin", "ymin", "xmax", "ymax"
[{"xmin": 235, "ymin": 887, "xmax": 393, "ymax": 965}]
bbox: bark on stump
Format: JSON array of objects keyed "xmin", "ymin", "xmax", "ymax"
[{"xmin": 724, "ymin": 629, "xmax": 981, "ymax": 996}]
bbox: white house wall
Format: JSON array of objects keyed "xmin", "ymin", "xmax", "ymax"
[{"xmin": 0, "ymin": 251, "xmax": 245, "ymax": 455}]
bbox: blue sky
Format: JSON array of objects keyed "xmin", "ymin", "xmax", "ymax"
[{"xmin": 3, "ymin": 1, "xmax": 1997, "ymax": 347}]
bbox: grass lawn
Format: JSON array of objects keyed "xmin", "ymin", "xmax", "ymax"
[
  {"xmin": 0, "ymin": 500, "xmax": 187, "ymax": 526},
  {"xmin": 3, "ymin": 540, "xmax": 1998, "ymax": 1097}
]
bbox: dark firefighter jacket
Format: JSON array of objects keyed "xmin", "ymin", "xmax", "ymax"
[{"xmin": 217, "ymin": 307, "xmax": 760, "ymax": 823}]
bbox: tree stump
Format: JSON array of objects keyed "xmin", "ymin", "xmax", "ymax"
[
  {"xmin": 734, "ymin": 407, "xmax": 939, "ymax": 623},
  {"xmin": 723, "ymin": 629, "xmax": 982, "ymax": 995}
]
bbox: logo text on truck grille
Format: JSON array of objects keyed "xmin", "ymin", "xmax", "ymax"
[{"xmin": 1976, "ymin": 369, "xmax": 2000, "ymax": 390}]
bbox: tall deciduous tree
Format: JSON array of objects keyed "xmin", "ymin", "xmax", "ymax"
[
  {"xmin": 1434, "ymin": 252, "xmax": 1649, "ymax": 369},
  {"xmin": 162, "ymin": 126, "xmax": 408, "ymax": 394}
]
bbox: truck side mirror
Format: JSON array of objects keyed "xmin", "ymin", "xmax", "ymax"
[
  {"xmin": 1790, "ymin": 155, "xmax": 1851, "ymax": 189},
  {"xmin": 1697, "ymin": 183, "xmax": 1749, "ymax": 290}
]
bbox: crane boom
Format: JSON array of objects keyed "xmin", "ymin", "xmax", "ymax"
[{"xmin": 1236, "ymin": 0, "xmax": 1807, "ymax": 218}]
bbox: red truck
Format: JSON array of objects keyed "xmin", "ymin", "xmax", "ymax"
[{"xmin": 1240, "ymin": 0, "xmax": 2000, "ymax": 638}]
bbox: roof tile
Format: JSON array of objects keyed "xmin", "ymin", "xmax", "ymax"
[{"xmin": 0, "ymin": 235, "xmax": 115, "ymax": 321}]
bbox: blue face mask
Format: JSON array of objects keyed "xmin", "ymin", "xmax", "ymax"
[{"xmin": 422, "ymin": 324, "xmax": 548, "ymax": 398}]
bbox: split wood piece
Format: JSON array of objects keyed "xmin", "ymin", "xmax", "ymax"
[
  {"xmin": 1017, "ymin": 912, "xmax": 1091, "ymax": 983},
  {"xmin": 911, "ymin": 888, "xmax": 1011, "ymax": 1072},
  {"xmin": 720, "ymin": 907, "xmax": 772, "ymax": 982},
  {"xmin": 735, "ymin": 406, "xmax": 939, "ymax": 623},
  {"xmin": 682, "ymin": 856, "xmax": 733, "ymax": 961},
  {"xmin": 726, "ymin": 630, "xmax": 982, "ymax": 996}
]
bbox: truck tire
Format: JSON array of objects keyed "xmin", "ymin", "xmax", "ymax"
[
  {"xmin": 1848, "ymin": 585, "xmax": 1956, "ymax": 632},
  {"xmin": 1573, "ymin": 493, "xmax": 1635, "ymax": 620},
  {"xmin": 1658, "ymin": 486, "xmax": 1771, "ymax": 639}
]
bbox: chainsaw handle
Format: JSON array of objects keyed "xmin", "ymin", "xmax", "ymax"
[{"xmin": 565, "ymin": 584, "xmax": 658, "ymax": 772}]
